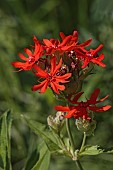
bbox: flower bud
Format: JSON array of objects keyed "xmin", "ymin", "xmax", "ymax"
[
  {"xmin": 47, "ymin": 112, "xmax": 65, "ymax": 133},
  {"xmin": 75, "ymin": 118, "xmax": 96, "ymax": 136}
]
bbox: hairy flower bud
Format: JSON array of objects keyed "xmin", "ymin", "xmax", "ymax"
[
  {"xmin": 75, "ymin": 118, "xmax": 96, "ymax": 136},
  {"xmin": 47, "ymin": 111, "xmax": 65, "ymax": 133}
]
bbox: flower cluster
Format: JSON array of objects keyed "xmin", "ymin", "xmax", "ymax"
[{"xmin": 12, "ymin": 30, "xmax": 111, "ymax": 120}]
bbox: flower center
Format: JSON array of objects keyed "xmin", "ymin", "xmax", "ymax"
[
  {"xmin": 79, "ymin": 101, "xmax": 88, "ymax": 107},
  {"xmin": 86, "ymin": 52, "xmax": 93, "ymax": 58},
  {"xmin": 28, "ymin": 56, "xmax": 35, "ymax": 63},
  {"xmin": 48, "ymin": 75, "xmax": 52, "ymax": 79}
]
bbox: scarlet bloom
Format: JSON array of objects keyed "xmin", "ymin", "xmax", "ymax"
[
  {"xmin": 32, "ymin": 56, "xmax": 71, "ymax": 94},
  {"xmin": 60, "ymin": 31, "xmax": 92, "ymax": 50},
  {"xmin": 12, "ymin": 36, "xmax": 43, "ymax": 71},
  {"xmin": 77, "ymin": 44, "xmax": 106, "ymax": 68},
  {"xmin": 60, "ymin": 30, "xmax": 92, "ymax": 55},
  {"xmin": 43, "ymin": 30, "xmax": 78, "ymax": 55},
  {"xmin": 55, "ymin": 88, "xmax": 111, "ymax": 120}
]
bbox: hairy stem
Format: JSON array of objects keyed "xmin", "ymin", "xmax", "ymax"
[
  {"xmin": 75, "ymin": 160, "xmax": 84, "ymax": 170},
  {"xmin": 80, "ymin": 132, "xmax": 87, "ymax": 152},
  {"xmin": 66, "ymin": 118, "xmax": 75, "ymax": 152}
]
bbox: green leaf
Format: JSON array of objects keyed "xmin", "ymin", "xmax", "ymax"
[
  {"xmin": 31, "ymin": 141, "xmax": 50, "ymax": 170},
  {"xmin": 22, "ymin": 133, "xmax": 40, "ymax": 170},
  {"xmin": 23, "ymin": 149, "xmax": 39, "ymax": 170},
  {"xmin": 79, "ymin": 145, "xmax": 113, "ymax": 156},
  {"xmin": 24, "ymin": 116, "xmax": 62, "ymax": 152},
  {"xmin": 79, "ymin": 145, "xmax": 104, "ymax": 156},
  {"xmin": 0, "ymin": 110, "xmax": 12, "ymax": 170}
]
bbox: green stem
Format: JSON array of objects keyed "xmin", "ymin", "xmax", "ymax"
[
  {"xmin": 58, "ymin": 134, "xmax": 73, "ymax": 158},
  {"xmin": 75, "ymin": 160, "xmax": 84, "ymax": 170},
  {"xmin": 65, "ymin": 118, "xmax": 85, "ymax": 170},
  {"xmin": 66, "ymin": 118, "xmax": 75, "ymax": 152},
  {"xmin": 80, "ymin": 132, "xmax": 87, "ymax": 152}
]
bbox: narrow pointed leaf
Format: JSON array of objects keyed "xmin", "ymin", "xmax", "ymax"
[{"xmin": 0, "ymin": 110, "xmax": 12, "ymax": 170}]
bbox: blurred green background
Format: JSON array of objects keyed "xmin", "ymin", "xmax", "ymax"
[{"xmin": 0, "ymin": 0, "xmax": 113, "ymax": 169}]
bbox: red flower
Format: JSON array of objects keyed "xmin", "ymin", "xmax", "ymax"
[
  {"xmin": 43, "ymin": 30, "xmax": 78, "ymax": 55},
  {"xmin": 12, "ymin": 36, "xmax": 43, "ymax": 71},
  {"xmin": 60, "ymin": 30, "xmax": 93, "ymax": 52},
  {"xmin": 55, "ymin": 88, "xmax": 111, "ymax": 120},
  {"xmin": 61, "ymin": 30, "xmax": 92, "ymax": 53},
  {"xmin": 77, "ymin": 44, "xmax": 106, "ymax": 68},
  {"xmin": 32, "ymin": 56, "xmax": 71, "ymax": 94}
]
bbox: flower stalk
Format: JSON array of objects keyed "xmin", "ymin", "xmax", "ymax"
[
  {"xmin": 80, "ymin": 132, "xmax": 87, "ymax": 153},
  {"xmin": 75, "ymin": 160, "xmax": 84, "ymax": 170},
  {"xmin": 66, "ymin": 118, "xmax": 75, "ymax": 153}
]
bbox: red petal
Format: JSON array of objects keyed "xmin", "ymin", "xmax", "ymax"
[
  {"xmin": 77, "ymin": 38, "xmax": 92, "ymax": 47},
  {"xmin": 56, "ymin": 73, "xmax": 71, "ymax": 83},
  {"xmin": 98, "ymin": 105, "xmax": 111, "ymax": 111},
  {"xmin": 55, "ymin": 105, "xmax": 70, "ymax": 112},
  {"xmin": 34, "ymin": 43, "xmax": 40, "ymax": 55},
  {"xmin": 97, "ymin": 54, "xmax": 104, "ymax": 61},
  {"xmin": 34, "ymin": 66, "xmax": 48, "ymax": 78},
  {"xmin": 89, "ymin": 88, "xmax": 100, "ymax": 104},
  {"xmin": 73, "ymin": 30, "xmax": 78, "ymax": 37},
  {"xmin": 33, "ymin": 36, "xmax": 39, "ymax": 44},
  {"xmin": 12, "ymin": 61, "xmax": 25, "ymax": 68},
  {"xmin": 18, "ymin": 53, "xmax": 27, "ymax": 61},
  {"xmin": 92, "ymin": 44, "xmax": 103, "ymax": 55},
  {"xmin": 24, "ymin": 48, "xmax": 32, "ymax": 56},
  {"xmin": 52, "ymin": 58, "xmax": 62, "ymax": 75},
  {"xmin": 61, "ymin": 43, "xmax": 75, "ymax": 51},
  {"xmin": 97, "ymin": 95, "xmax": 109, "ymax": 103},
  {"xmin": 60, "ymin": 35, "xmax": 71, "ymax": 46},
  {"xmin": 40, "ymin": 81, "xmax": 49, "ymax": 93},
  {"xmin": 43, "ymin": 39, "xmax": 53, "ymax": 47},
  {"xmin": 60, "ymin": 32, "xmax": 66, "ymax": 40},
  {"xmin": 92, "ymin": 58, "xmax": 106, "ymax": 67},
  {"xmin": 69, "ymin": 92, "xmax": 84, "ymax": 104},
  {"xmin": 89, "ymin": 105, "xmax": 111, "ymax": 112},
  {"xmin": 32, "ymin": 80, "xmax": 48, "ymax": 93},
  {"xmin": 81, "ymin": 58, "xmax": 89, "ymax": 68},
  {"xmin": 64, "ymin": 109, "xmax": 77, "ymax": 118},
  {"xmin": 50, "ymin": 82, "xmax": 60, "ymax": 94},
  {"xmin": 50, "ymin": 82, "xmax": 65, "ymax": 94},
  {"xmin": 50, "ymin": 56, "xmax": 56, "ymax": 75}
]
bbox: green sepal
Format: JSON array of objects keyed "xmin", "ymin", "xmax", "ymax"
[{"xmin": 76, "ymin": 118, "xmax": 96, "ymax": 136}]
